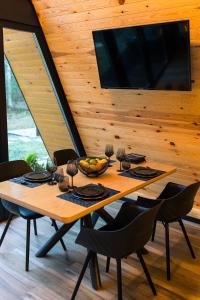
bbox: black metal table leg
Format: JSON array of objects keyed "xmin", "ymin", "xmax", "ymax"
[
  {"xmin": 36, "ymin": 222, "xmax": 75, "ymax": 257},
  {"xmin": 51, "ymin": 219, "xmax": 67, "ymax": 251},
  {"xmin": 84, "ymin": 214, "xmax": 102, "ymax": 290},
  {"xmin": 91, "ymin": 211, "xmax": 99, "ymax": 227},
  {"xmin": 96, "ymin": 207, "xmax": 114, "ymax": 224}
]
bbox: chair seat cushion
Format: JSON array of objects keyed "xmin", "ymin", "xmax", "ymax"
[{"xmin": 19, "ymin": 207, "xmax": 43, "ymax": 219}]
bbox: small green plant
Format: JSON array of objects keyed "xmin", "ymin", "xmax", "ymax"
[{"xmin": 25, "ymin": 152, "xmax": 45, "ymax": 172}]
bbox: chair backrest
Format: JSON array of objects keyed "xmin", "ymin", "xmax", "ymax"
[
  {"xmin": 157, "ymin": 182, "xmax": 200, "ymax": 222},
  {"xmin": 76, "ymin": 202, "xmax": 162, "ymax": 259},
  {"xmin": 53, "ymin": 149, "xmax": 78, "ymax": 166},
  {"xmin": 0, "ymin": 160, "xmax": 32, "ymax": 182},
  {"xmin": 0, "ymin": 160, "xmax": 32, "ymax": 214}
]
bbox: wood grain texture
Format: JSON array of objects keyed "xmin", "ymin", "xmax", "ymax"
[
  {"xmin": 3, "ymin": 28, "xmax": 74, "ymax": 157},
  {"xmin": 0, "ymin": 203, "xmax": 199, "ymax": 300},
  {"xmin": 31, "ymin": 0, "xmax": 200, "ymax": 217},
  {"xmin": 0, "ymin": 161, "xmax": 176, "ymax": 223}
]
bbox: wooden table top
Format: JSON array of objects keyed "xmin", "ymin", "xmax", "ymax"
[{"xmin": 0, "ymin": 161, "xmax": 176, "ymax": 224}]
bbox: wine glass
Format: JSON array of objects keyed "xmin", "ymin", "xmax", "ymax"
[
  {"xmin": 46, "ymin": 157, "xmax": 57, "ymax": 185},
  {"xmin": 66, "ymin": 160, "xmax": 78, "ymax": 190},
  {"xmin": 105, "ymin": 144, "xmax": 114, "ymax": 166},
  {"xmin": 116, "ymin": 148, "xmax": 126, "ymax": 172},
  {"xmin": 122, "ymin": 160, "xmax": 131, "ymax": 172}
]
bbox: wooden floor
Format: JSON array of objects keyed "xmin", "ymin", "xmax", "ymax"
[{"xmin": 0, "ymin": 201, "xmax": 200, "ymax": 300}]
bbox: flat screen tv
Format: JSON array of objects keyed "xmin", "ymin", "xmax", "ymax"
[{"xmin": 92, "ymin": 20, "xmax": 191, "ymax": 91}]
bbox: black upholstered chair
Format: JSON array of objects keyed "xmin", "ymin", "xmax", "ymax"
[
  {"xmin": 53, "ymin": 149, "xmax": 78, "ymax": 166},
  {"xmin": 0, "ymin": 160, "xmax": 66, "ymax": 271},
  {"xmin": 136, "ymin": 181, "xmax": 200, "ymax": 280},
  {"xmin": 71, "ymin": 202, "xmax": 162, "ymax": 300}
]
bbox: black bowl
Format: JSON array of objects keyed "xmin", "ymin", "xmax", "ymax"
[{"xmin": 77, "ymin": 157, "xmax": 109, "ymax": 177}]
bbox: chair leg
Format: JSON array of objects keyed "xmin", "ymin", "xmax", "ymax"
[
  {"xmin": 178, "ymin": 219, "xmax": 196, "ymax": 259},
  {"xmin": 164, "ymin": 222, "xmax": 171, "ymax": 280},
  {"xmin": 137, "ymin": 252, "xmax": 157, "ymax": 296},
  {"xmin": 26, "ymin": 219, "xmax": 31, "ymax": 272},
  {"xmin": 116, "ymin": 259, "xmax": 123, "ymax": 300},
  {"xmin": 33, "ymin": 219, "xmax": 38, "ymax": 236},
  {"xmin": 71, "ymin": 251, "xmax": 93, "ymax": 300},
  {"xmin": 51, "ymin": 219, "xmax": 67, "ymax": 252},
  {"xmin": 106, "ymin": 257, "xmax": 111, "ymax": 273},
  {"xmin": 0, "ymin": 213, "xmax": 14, "ymax": 247},
  {"xmin": 151, "ymin": 221, "xmax": 157, "ymax": 242}
]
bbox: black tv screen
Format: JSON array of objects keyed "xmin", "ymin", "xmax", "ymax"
[{"xmin": 92, "ymin": 20, "xmax": 191, "ymax": 91}]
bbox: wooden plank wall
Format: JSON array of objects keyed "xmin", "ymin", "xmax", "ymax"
[
  {"xmin": 32, "ymin": 0, "xmax": 200, "ymax": 217},
  {"xmin": 4, "ymin": 28, "xmax": 74, "ymax": 156}
]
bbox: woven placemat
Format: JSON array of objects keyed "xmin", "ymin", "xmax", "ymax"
[
  {"xmin": 119, "ymin": 169, "xmax": 165, "ymax": 181},
  {"xmin": 10, "ymin": 177, "xmax": 48, "ymax": 188},
  {"xmin": 57, "ymin": 186, "xmax": 120, "ymax": 208}
]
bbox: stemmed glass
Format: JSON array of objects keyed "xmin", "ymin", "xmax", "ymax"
[
  {"xmin": 116, "ymin": 148, "xmax": 126, "ymax": 172},
  {"xmin": 66, "ymin": 160, "xmax": 78, "ymax": 190},
  {"xmin": 46, "ymin": 157, "xmax": 57, "ymax": 185},
  {"xmin": 122, "ymin": 160, "xmax": 131, "ymax": 172},
  {"xmin": 105, "ymin": 144, "xmax": 114, "ymax": 167}
]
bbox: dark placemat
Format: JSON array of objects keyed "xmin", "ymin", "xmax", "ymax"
[
  {"xmin": 119, "ymin": 169, "xmax": 165, "ymax": 181},
  {"xmin": 10, "ymin": 176, "xmax": 48, "ymax": 188},
  {"xmin": 57, "ymin": 186, "xmax": 120, "ymax": 208}
]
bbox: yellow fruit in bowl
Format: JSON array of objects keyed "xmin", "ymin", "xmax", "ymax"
[
  {"xmin": 80, "ymin": 160, "xmax": 90, "ymax": 170},
  {"xmin": 96, "ymin": 162, "xmax": 103, "ymax": 171},
  {"xmin": 78, "ymin": 157, "xmax": 108, "ymax": 176},
  {"xmin": 88, "ymin": 165, "xmax": 97, "ymax": 172},
  {"xmin": 99, "ymin": 159, "xmax": 108, "ymax": 165},
  {"xmin": 89, "ymin": 159, "xmax": 97, "ymax": 165}
]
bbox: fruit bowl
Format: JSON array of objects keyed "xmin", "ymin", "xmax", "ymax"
[{"xmin": 77, "ymin": 157, "xmax": 109, "ymax": 177}]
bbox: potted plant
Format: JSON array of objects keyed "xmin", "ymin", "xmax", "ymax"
[{"xmin": 25, "ymin": 152, "xmax": 45, "ymax": 172}]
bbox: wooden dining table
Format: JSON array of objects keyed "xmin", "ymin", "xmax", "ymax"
[{"xmin": 0, "ymin": 160, "xmax": 176, "ymax": 290}]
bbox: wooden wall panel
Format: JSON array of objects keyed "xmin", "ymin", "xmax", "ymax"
[
  {"xmin": 32, "ymin": 0, "xmax": 200, "ymax": 216},
  {"xmin": 3, "ymin": 28, "xmax": 74, "ymax": 156}
]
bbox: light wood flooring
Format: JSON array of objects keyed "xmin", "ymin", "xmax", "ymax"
[{"xmin": 0, "ymin": 201, "xmax": 199, "ymax": 300}]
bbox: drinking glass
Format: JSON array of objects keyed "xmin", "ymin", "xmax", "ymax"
[
  {"xmin": 116, "ymin": 148, "xmax": 126, "ymax": 172},
  {"xmin": 46, "ymin": 157, "xmax": 57, "ymax": 185},
  {"xmin": 105, "ymin": 144, "xmax": 114, "ymax": 166},
  {"xmin": 122, "ymin": 160, "xmax": 131, "ymax": 172},
  {"xmin": 66, "ymin": 160, "xmax": 78, "ymax": 189},
  {"xmin": 58, "ymin": 176, "xmax": 69, "ymax": 192}
]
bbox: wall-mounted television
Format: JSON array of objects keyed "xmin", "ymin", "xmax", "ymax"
[{"xmin": 92, "ymin": 20, "xmax": 191, "ymax": 91}]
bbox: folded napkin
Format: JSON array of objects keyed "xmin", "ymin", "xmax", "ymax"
[{"xmin": 125, "ymin": 153, "xmax": 146, "ymax": 164}]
